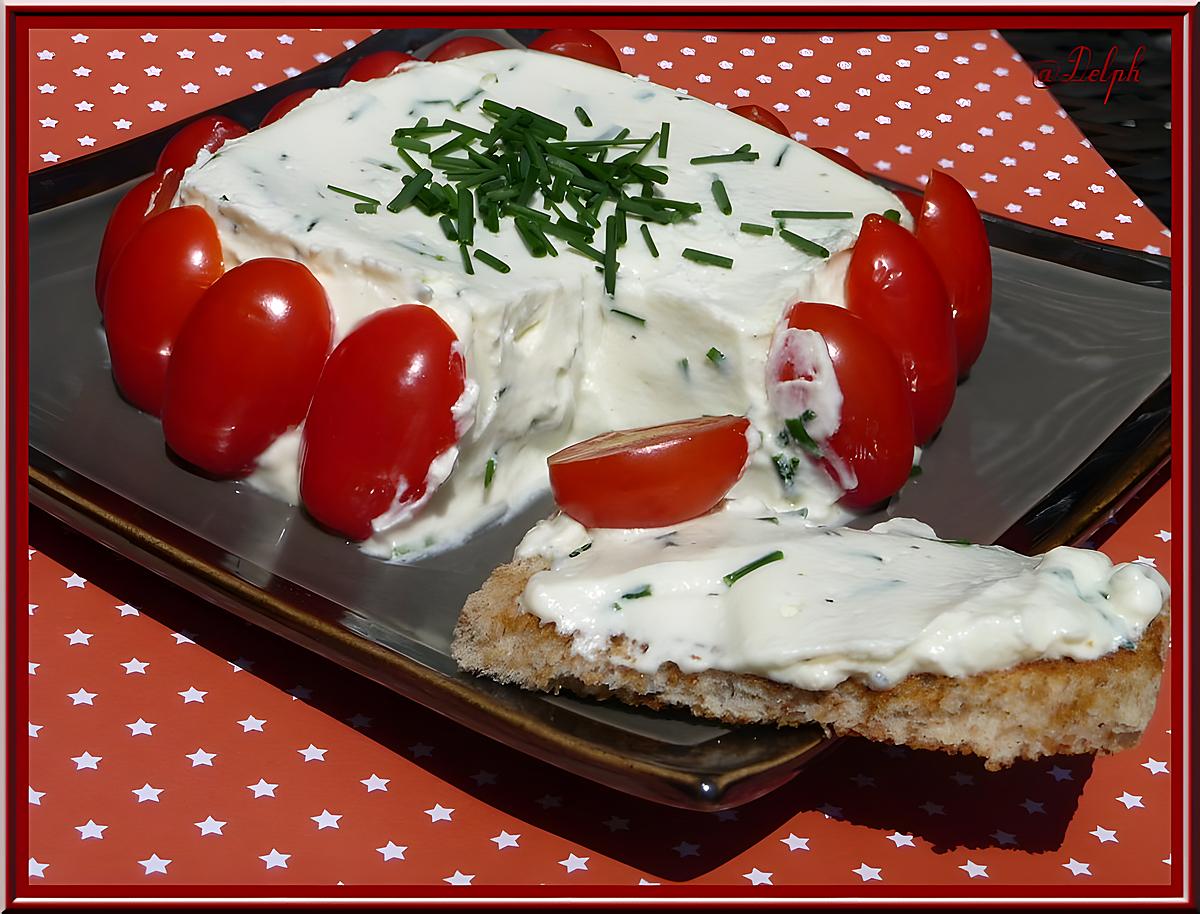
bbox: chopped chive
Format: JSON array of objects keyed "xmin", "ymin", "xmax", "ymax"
[
  {"xmin": 682, "ymin": 248, "xmax": 734, "ymax": 269},
  {"xmin": 690, "ymin": 149, "xmax": 759, "ymax": 165},
  {"xmin": 603, "ymin": 213, "xmax": 619, "ymax": 296},
  {"xmin": 630, "ymin": 163, "xmax": 669, "ymax": 184},
  {"xmin": 574, "ymin": 106, "xmax": 592, "ymax": 127},
  {"xmin": 326, "ymin": 185, "xmax": 381, "ymax": 206},
  {"xmin": 772, "ymin": 453, "xmax": 800, "ymax": 488},
  {"xmin": 391, "ymin": 136, "xmax": 432, "ymax": 153},
  {"xmin": 882, "ymin": 208, "xmax": 902, "ymax": 223},
  {"xmin": 711, "ymin": 178, "xmax": 732, "ymax": 215},
  {"xmin": 758, "ymin": 516, "xmax": 781, "ymax": 525},
  {"xmin": 395, "ymin": 147, "xmax": 423, "ymax": 173},
  {"xmin": 457, "ymin": 187, "xmax": 475, "ymax": 246},
  {"xmin": 566, "ymin": 237, "xmax": 605, "ymax": 263},
  {"xmin": 438, "ymin": 214, "xmax": 459, "ymax": 242},
  {"xmin": 771, "ymin": 209, "xmax": 854, "ymax": 219},
  {"xmin": 658, "ymin": 121, "xmax": 670, "ymax": 158},
  {"xmin": 779, "ymin": 229, "xmax": 830, "ymax": 258},
  {"xmin": 784, "ymin": 412, "xmax": 822, "ymax": 457},
  {"xmin": 484, "ymin": 458, "xmax": 496, "ymax": 489},
  {"xmin": 353, "ymin": 202, "xmax": 379, "ymax": 214},
  {"xmin": 481, "ymin": 201, "xmax": 500, "ymax": 233},
  {"xmin": 614, "ymin": 206, "xmax": 627, "ymax": 245},
  {"xmin": 937, "ymin": 538, "xmax": 973, "ymax": 547},
  {"xmin": 723, "ymin": 551, "xmax": 785, "ymax": 586},
  {"xmin": 706, "ymin": 346, "xmax": 725, "ymax": 363},
  {"xmin": 610, "ymin": 308, "xmax": 646, "ymax": 327},
  {"xmin": 621, "ymin": 585, "xmax": 653, "ymax": 600},
  {"xmin": 473, "ymin": 249, "xmax": 510, "ymax": 274},
  {"xmin": 740, "ymin": 222, "xmax": 774, "ymax": 235},
  {"xmin": 459, "ymin": 244, "xmax": 474, "ymax": 275},
  {"xmin": 640, "ymin": 224, "xmax": 659, "ymax": 257},
  {"xmin": 385, "ymin": 168, "xmax": 432, "ymax": 213},
  {"xmin": 679, "ymin": 357, "xmax": 689, "ymax": 375}
]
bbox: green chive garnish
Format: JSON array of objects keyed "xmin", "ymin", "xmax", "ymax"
[
  {"xmin": 603, "ymin": 214, "xmax": 619, "ymax": 296},
  {"xmin": 711, "ymin": 179, "xmax": 732, "ymax": 216},
  {"xmin": 706, "ymin": 347, "xmax": 725, "ymax": 364},
  {"xmin": 484, "ymin": 458, "xmax": 496, "ymax": 489},
  {"xmin": 658, "ymin": 121, "xmax": 670, "ymax": 157},
  {"xmin": 937, "ymin": 538, "xmax": 973, "ymax": 547},
  {"xmin": 771, "ymin": 209, "xmax": 854, "ymax": 220},
  {"xmin": 784, "ymin": 411, "xmax": 822, "ymax": 457},
  {"xmin": 327, "ymin": 185, "xmax": 381, "ymax": 206},
  {"xmin": 740, "ymin": 222, "xmax": 774, "ymax": 235},
  {"xmin": 640, "ymin": 224, "xmax": 659, "ymax": 257},
  {"xmin": 723, "ymin": 551, "xmax": 785, "ymax": 586},
  {"xmin": 459, "ymin": 244, "xmax": 474, "ymax": 275},
  {"xmin": 574, "ymin": 106, "xmax": 592, "ymax": 127},
  {"xmin": 621, "ymin": 585, "xmax": 653, "ymax": 600},
  {"xmin": 473, "ymin": 249, "xmax": 510, "ymax": 273},
  {"xmin": 610, "ymin": 308, "xmax": 646, "ymax": 327},
  {"xmin": 438, "ymin": 214, "xmax": 458, "ymax": 241},
  {"xmin": 683, "ymin": 248, "xmax": 734, "ymax": 269},
  {"xmin": 758, "ymin": 516, "xmax": 781, "ymax": 525},
  {"xmin": 386, "ymin": 169, "xmax": 432, "ymax": 213},
  {"xmin": 883, "ymin": 208, "xmax": 902, "ymax": 222},
  {"xmin": 457, "ymin": 187, "xmax": 475, "ymax": 245},
  {"xmin": 353, "ymin": 202, "xmax": 379, "ymax": 214},
  {"xmin": 679, "ymin": 357, "xmax": 689, "ymax": 375},
  {"xmin": 779, "ymin": 229, "xmax": 830, "ymax": 259},
  {"xmin": 690, "ymin": 147, "xmax": 759, "ymax": 165}
]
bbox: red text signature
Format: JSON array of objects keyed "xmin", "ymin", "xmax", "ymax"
[{"xmin": 1036, "ymin": 45, "xmax": 1145, "ymax": 104}]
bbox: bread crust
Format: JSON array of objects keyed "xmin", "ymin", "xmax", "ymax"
[{"xmin": 452, "ymin": 556, "xmax": 1170, "ymax": 770}]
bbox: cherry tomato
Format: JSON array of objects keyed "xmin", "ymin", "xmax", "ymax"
[
  {"xmin": 103, "ymin": 206, "xmax": 224, "ymax": 416},
  {"xmin": 915, "ymin": 170, "xmax": 993, "ymax": 379},
  {"xmin": 425, "ymin": 36, "xmax": 505, "ymax": 62},
  {"xmin": 339, "ymin": 50, "xmax": 415, "ymax": 86},
  {"xmin": 846, "ymin": 214, "xmax": 957, "ymax": 444},
  {"xmin": 894, "ymin": 189, "xmax": 924, "ymax": 222},
  {"xmin": 528, "ymin": 29, "xmax": 621, "ymax": 70},
  {"xmin": 548, "ymin": 416, "xmax": 751, "ymax": 529},
  {"xmin": 776, "ymin": 303, "xmax": 915, "ymax": 510},
  {"xmin": 811, "ymin": 147, "xmax": 867, "ymax": 177},
  {"xmin": 155, "ymin": 114, "xmax": 247, "ymax": 179},
  {"xmin": 94, "ymin": 168, "xmax": 181, "ymax": 310},
  {"xmin": 260, "ymin": 88, "xmax": 318, "ymax": 127},
  {"xmin": 730, "ymin": 104, "xmax": 790, "ymax": 137},
  {"xmin": 299, "ymin": 305, "xmax": 467, "ymax": 541},
  {"xmin": 163, "ymin": 259, "xmax": 333, "ymax": 477}
]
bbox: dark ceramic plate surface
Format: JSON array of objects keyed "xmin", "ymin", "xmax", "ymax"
[{"xmin": 28, "ymin": 29, "xmax": 1171, "ymax": 810}]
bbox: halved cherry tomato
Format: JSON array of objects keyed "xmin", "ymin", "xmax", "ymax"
[
  {"xmin": 299, "ymin": 305, "xmax": 467, "ymax": 541},
  {"xmin": 339, "ymin": 50, "xmax": 415, "ymax": 86},
  {"xmin": 103, "ymin": 206, "xmax": 224, "ymax": 416},
  {"xmin": 155, "ymin": 114, "xmax": 247, "ymax": 179},
  {"xmin": 894, "ymin": 189, "xmax": 924, "ymax": 222},
  {"xmin": 260, "ymin": 88, "xmax": 318, "ymax": 127},
  {"xmin": 425, "ymin": 36, "xmax": 505, "ymax": 62},
  {"xmin": 846, "ymin": 214, "xmax": 957, "ymax": 445},
  {"xmin": 811, "ymin": 147, "xmax": 867, "ymax": 177},
  {"xmin": 162, "ymin": 259, "xmax": 333, "ymax": 477},
  {"xmin": 94, "ymin": 167, "xmax": 181, "ymax": 310},
  {"xmin": 548, "ymin": 416, "xmax": 751, "ymax": 529},
  {"xmin": 730, "ymin": 104, "xmax": 790, "ymax": 137},
  {"xmin": 776, "ymin": 303, "xmax": 915, "ymax": 510},
  {"xmin": 915, "ymin": 170, "xmax": 992, "ymax": 379},
  {"xmin": 528, "ymin": 29, "xmax": 621, "ymax": 70}
]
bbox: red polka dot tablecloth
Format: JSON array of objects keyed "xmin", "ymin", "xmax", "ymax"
[{"xmin": 20, "ymin": 25, "xmax": 1180, "ymax": 900}]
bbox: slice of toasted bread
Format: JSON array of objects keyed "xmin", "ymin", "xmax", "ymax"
[{"xmin": 452, "ymin": 556, "xmax": 1170, "ymax": 770}]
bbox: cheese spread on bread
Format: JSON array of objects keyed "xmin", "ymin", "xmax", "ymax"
[{"xmin": 514, "ymin": 504, "xmax": 1169, "ymax": 690}]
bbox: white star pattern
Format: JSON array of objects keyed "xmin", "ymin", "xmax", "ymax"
[
  {"xmin": 148, "ymin": 101, "xmax": 168, "ymax": 112},
  {"xmin": 177, "ymin": 48, "xmax": 196, "ymax": 59},
  {"xmin": 110, "ymin": 83, "xmax": 129, "ymax": 95},
  {"xmin": 259, "ymin": 849, "xmax": 290, "ymax": 869},
  {"xmin": 491, "ymin": 831, "xmax": 520, "ymax": 849},
  {"xmin": 360, "ymin": 774, "xmax": 389, "ymax": 792},
  {"xmin": 278, "ymin": 33, "xmax": 295, "ymax": 44},
  {"xmin": 1133, "ymin": 555, "xmax": 1158, "ymax": 567},
  {"xmin": 73, "ymin": 66, "xmax": 91, "ymax": 77},
  {"xmin": 68, "ymin": 687, "xmax": 97, "ymax": 705},
  {"xmin": 126, "ymin": 718, "xmax": 156, "ymax": 736},
  {"xmin": 1090, "ymin": 826, "xmax": 1118, "ymax": 844},
  {"xmin": 37, "ymin": 49, "xmax": 55, "ymax": 60},
  {"xmin": 559, "ymin": 853, "xmax": 589, "ymax": 873},
  {"xmin": 186, "ymin": 748, "xmax": 217, "ymax": 767},
  {"xmin": 121, "ymin": 658, "xmax": 149, "ymax": 674},
  {"xmin": 1155, "ymin": 530, "xmax": 1171, "ymax": 542},
  {"xmin": 144, "ymin": 66, "xmax": 162, "ymax": 77},
  {"xmin": 443, "ymin": 870, "xmax": 474, "ymax": 886},
  {"xmin": 114, "ymin": 118, "xmax": 133, "ymax": 129},
  {"xmin": 71, "ymin": 751, "xmax": 102, "ymax": 770},
  {"xmin": 182, "ymin": 82, "xmax": 201, "ymax": 94},
  {"xmin": 62, "ymin": 573, "xmax": 87, "ymax": 588},
  {"xmin": 29, "ymin": 858, "xmax": 49, "ymax": 878},
  {"xmin": 238, "ymin": 715, "xmax": 266, "ymax": 732},
  {"xmin": 38, "ymin": 83, "xmax": 57, "ymax": 94},
  {"xmin": 139, "ymin": 853, "xmax": 171, "ymax": 875},
  {"xmin": 40, "ymin": 152, "xmax": 60, "ymax": 163},
  {"xmin": 195, "ymin": 816, "xmax": 226, "ymax": 836},
  {"xmin": 247, "ymin": 779, "xmax": 278, "ymax": 798},
  {"xmin": 298, "ymin": 744, "xmax": 327, "ymax": 762},
  {"xmin": 959, "ymin": 860, "xmax": 988, "ymax": 878},
  {"xmin": 215, "ymin": 65, "xmax": 233, "ymax": 76},
  {"xmin": 311, "ymin": 809, "xmax": 342, "ymax": 829},
  {"xmin": 1062, "ymin": 858, "xmax": 1092, "ymax": 876},
  {"xmin": 76, "ymin": 819, "xmax": 108, "ymax": 840},
  {"xmin": 39, "ymin": 117, "xmax": 57, "ymax": 127},
  {"xmin": 116, "ymin": 603, "xmax": 139, "ymax": 616},
  {"xmin": 210, "ymin": 32, "xmax": 227, "ymax": 42},
  {"xmin": 425, "ymin": 803, "xmax": 454, "ymax": 822},
  {"xmin": 781, "ymin": 833, "xmax": 810, "ymax": 851},
  {"xmin": 29, "ymin": 662, "xmax": 40, "ymax": 675},
  {"xmin": 743, "ymin": 868, "xmax": 773, "ymax": 885},
  {"xmin": 140, "ymin": 32, "xmax": 157, "ymax": 43},
  {"xmin": 853, "ymin": 863, "xmax": 883, "ymax": 882},
  {"xmin": 132, "ymin": 783, "xmax": 163, "ymax": 802},
  {"xmin": 887, "ymin": 832, "xmax": 916, "ymax": 848},
  {"xmin": 178, "ymin": 687, "xmax": 207, "ymax": 703},
  {"xmin": 29, "ymin": 722, "xmax": 44, "ymax": 737},
  {"xmin": 1117, "ymin": 792, "xmax": 1144, "ymax": 809},
  {"xmin": 1142, "ymin": 758, "xmax": 1169, "ymax": 775},
  {"xmin": 247, "ymin": 48, "xmax": 264, "ymax": 60},
  {"xmin": 29, "ymin": 787, "xmax": 46, "ymax": 805},
  {"xmin": 77, "ymin": 135, "xmax": 97, "ymax": 147},
  {"xmin": 377, "ymin": 841, "xmax": 407, "ymax": 861}
]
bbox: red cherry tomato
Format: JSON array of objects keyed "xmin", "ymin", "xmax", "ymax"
[
  {"xmin": 730, "ymin": 104, "xmax": 790, "ymax": 137},
  {"xmin": 339, "ymin": 50, "xmax": 415, "ymax": 86},
  {"xmin": 548, "ymin": 416, "xmax": 751, "ymax": 529},
  {"xmin": 846, "ymin": 214, "xmax": 957, "ymax": 444},
  {"xmin": 103, "ymin": 206, "xmax": 224, "ymax": 416},
  {"xmin": 425, "ymin": 36, "xmax": 505, "ymax": 62},
  {"xmin": 162, "ymin": 259, "xmax": 333, "ymax": 477},
  {"xmin": 260, "ymin": 88, "xmax": 318, "ymax": 127},
  {"xmin": 155, "ymin": 115, "xmax": 247, "ymax": 178},
  {"xmin": 915, "ymin": 170, "xmax": 993, "ymax": 379},
  {"xmin": 528, "ymin": 29, "xmax": 621, "ymax": 70},
  {"xmin": 894, "ymin": 189, "xmax": 924, "ymax": 223},
  {"xmin": 299, "ymin": 305, "xmax": 467, "ymax": 541},
  {"xmin": 811, "ymin": 147, "xmax": 867, "ymax": 177},
  {"xmin": 94, "ymin": 168, "xmax": 181, "ymax": 310},
  {"xmin": 776, "ymin": 303, "xmax": 915, "ymax": 510}
]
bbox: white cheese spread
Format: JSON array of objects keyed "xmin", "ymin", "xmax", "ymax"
[
  {"xmin": 175, "ymin": 49, "xmax": 908, "ymax": 558},
  {"xmin": 514, "ymin": 504, "xmax": 1169, "ymax": 690}
]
